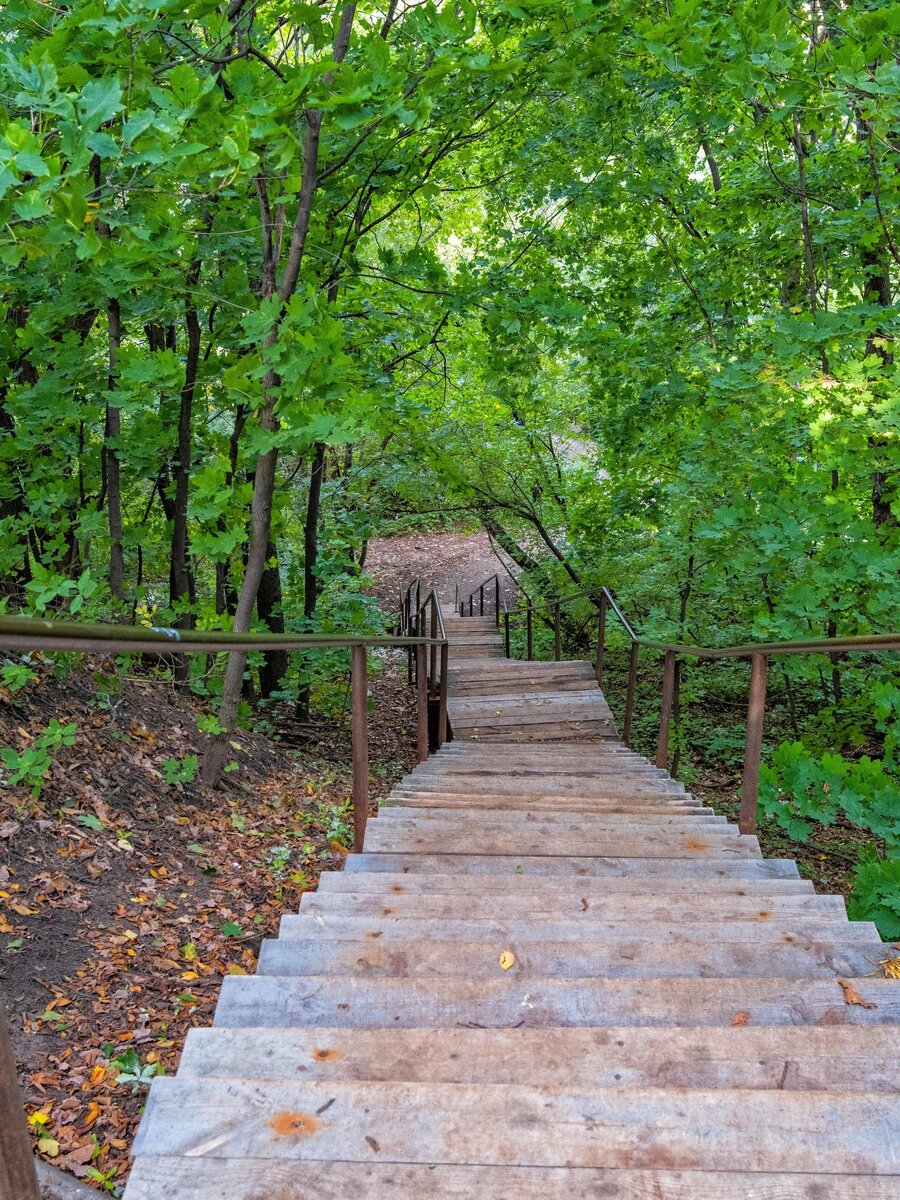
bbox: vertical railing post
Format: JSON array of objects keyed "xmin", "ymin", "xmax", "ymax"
[
  {"xmin": 595, "ymin": 592, "xmax": 608, "ymax": 686},
  {"xmin": 438, "ymin": 642, "xmax": 449, "ymax": 747},
  {"xmin": 554, "ymin": 603, "xmax": 561, "ymax": 661},
  {"xmin": 350, "ymin": 643, "xmax": 369, "ymax": 854},
  {"xmin": 494, "ymin": 576, "xmax": 501, "ymax": 626},
  {"xmin": 526, "ymin": 606, "xmax": 533, "ymax": 660},
  {"xmin": 468, "ymin": 595, "xmax": 473, "ymax": 616},
  {"xmin": 416, "ymin": 642, "xmax": 428, "ymax": 763},
  {"xmin": 479, "ymin": 584, "xmax": 484, "ymax": 616},
  {"xmin": 740, "ymin": 653, "xmax": 769, "ymax": 835},
  {"xmin": 623, "ymin": 641, "xmax": 639, "ymax": 748},
  {"xmin": 504, "ymin": 611, "xmax": 511, "ymax": 658},
  {"xmin": 656, "ymin": 649, "xmax": 676, "ymax": 770},
  {"xmin": 0, "ymin": 1000, "xmax": 41, "ymax": 1200},
  {"xmin": 429, "ymin": 595, "xmax": 437, "ymax": 695}
]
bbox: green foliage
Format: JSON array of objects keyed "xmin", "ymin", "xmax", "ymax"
[
  {"xmin": 316, "ymin": 798, "xmax": 353, "ymax": 847},
  {"xmin": 848, "ymin": 852, "xmax": 900, "ymax": 940},
  {"xmin": 1, "ymin": 719, "xmax": 76, "ymax": 796},
  {"xmin": 0, "ymin": 661, "xmax": 37, "ymax": 694},
  {"xmin": 161, "ymin": 755, "xmax": 199, "ymax": 785},
  {"xmin": 108, "ymin": 1048, "xmax": 165, "ymax": 1093}
]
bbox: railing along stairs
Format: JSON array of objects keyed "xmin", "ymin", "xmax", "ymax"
[
  {"xmin": 457, "ymin": 571, "xmax": 900, "ymax": 836},
  {"xmin": 0, "ymin": 606, "xmax": 451, "ymax": 1200}
]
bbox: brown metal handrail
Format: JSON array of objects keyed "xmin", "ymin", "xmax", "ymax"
[
  {"xmin": 454, "ymin": 576, "xmax": 900, "ymax": 838},
  {"xmin": 397, "ymin": 579, "xmax": 450, "ymax": 759},
  {"xmin": 0, "ymin": 613, "xmax": 448, "ymax": 858},
  {"xmin": 0, "ymin": 607, "xmax": 453, "ymax": 1194}
]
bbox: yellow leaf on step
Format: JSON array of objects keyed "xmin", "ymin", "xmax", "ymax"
[{"xmin": 498, "ymin": 950, "xmax": 516, "ymax": 971}]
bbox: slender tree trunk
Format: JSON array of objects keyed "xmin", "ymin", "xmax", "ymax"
[
  {"xmin": 257, "ymin": 540, "xmax": 288, "ymax": 697},
  {"xmin": 670, "ymin": 546, "xmax": 694, "ymax": 777},
  {"xmin": 304, "ymin": 441, "xmax": 326, "ymax": 621},
  {"xmin": 202, "ymin": 4, "xmax": 357, "ymax": 785},
  {"xmin": 105, "ymin": 298, "xmax": 126, "ymax": 604},
  {"xmin": 169, "ymin": 288, "xmax": 202, "ymax": 685},
  {"xmin": 296, "ymin": 442, "xmax": 327, "ymax": 721}
]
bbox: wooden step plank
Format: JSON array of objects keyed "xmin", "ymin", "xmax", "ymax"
[
  {"xmin": 213, "ymin": 974, "xmax": 897, "ymax": 1029},
  {"xmin": 295, "ymin": 892, "xmax": 847, "ymax": 921},
  {"xmin": 175, "ymin": 1024, "xmax": 900, "ymax": 1091},
  {"xmin": 279, "ymin": 915, "xmax": 877, "ymax": 943},
  {"xmin": 385, "ymin": 797, "xmax": 711, "ymax": 813},
  {"xmin": 361, "ymin": 825, "xmax": 758, "ymax": 857},
  {"xmin": 399, "ymin": 775, "xmax": 684, "ymax": 791},
  {"xmin": 450, "ymin": 678, "xmax": 599, "ymax": 695},
  {"xmin": 344, "ymin": 853, "xmax": 800, "ymax": 877},
  {"xmin": 411, "ymin": 761, "xmax": 668, "ymax": 775},
  {"xmin": 454, "ymin": 724, "xmax": 617, "ymax": 742},
  {"xmin": 374, "ymin": 812, "xmax": 729, "ymax": 831},
  {"xmin": 449, "ymin": 708, "xmax": 614, "ymax": 729},
  {"xmin": 257, "ymin": 934, "xmax": 885, "ymax": 980},
  {"xmin": 408, "ymin": 762, "xmax": 669, "ymax": 775},
  {"xmin": 317, "ymin": 872, "xmax": 816, "ymax": 894},
  {"xmin": 124, "ymin": 1159, "xmax": 900, "ymax": 1200},
  {"xmin": 449, "ymin": 698, "xmax": 615, "ymax": 719},
  {"xmin": 131, "ymin": 1078, "xmax": 900, "ymax": 1173}
]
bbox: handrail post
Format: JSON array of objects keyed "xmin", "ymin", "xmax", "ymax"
[
  {"xmin": 479, "ymin": 584, "xmax": 484, "ymax": 616},
  {"xmin": 429, "ymin": 595, "xmax": 438, "ymax": 695},
  {"xmin": 494, "ymin": 576, "xmax": 500, "ymax": 626},
  {"xmin": 554, "ymin": 603, "xmax": 561, "ymax": 661},
  {"xmin": 0, "ymin": 999, "xmax": 41, "ymax": 1200},
  {"xmin": 438, "ymin": 642, "xmax": 449, "ymax": 747},
  {"xmin": 657, "ymin": 649, "xmax": 676, "ymax": 769},
  {"xmin": 740, "ymin": 653, "xmax": 769, "ymax": 836},
  {"xmin": 350, "ymin": 644, "xmax": 369, "ymax": 854},
  {"xmin": 526, "ymin": 606, "xmax": 533, "ymax": 660},
  {"xmin": 468, "ymin": 595, "xmax": 473, "ymax": 616},
  {"xmin": 623, "ymin": 642, "xmax": 639, "ymax": 748},
  {"xmin": 504, "ymin": 611, "xmax": 511, "ymax": 658},
  {"xmin": 416, "ymin": 643, "xmax": 428, "ymax": 763},
  {"xmin": 595, "ymin": 592, "xmax": 608, "ymax": 686}
]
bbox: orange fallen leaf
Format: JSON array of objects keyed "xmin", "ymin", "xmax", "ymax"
[
  {"xmin": 837, "ymin": 978, "xmax": 877, "ymax": 1009},
  {"xmin": 731, "ymin": 1011, "xmax": 749, "ymax": 1026}
]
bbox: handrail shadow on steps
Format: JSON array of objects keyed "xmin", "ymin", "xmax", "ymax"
[{"xmin": 457, "ymin": 572, "xmax": 900, "ymax": 838}]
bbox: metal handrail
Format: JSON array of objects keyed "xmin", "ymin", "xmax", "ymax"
[
  {"xmin": 0, "ymin": 614, "xmax": 445, "ymax": 654},
  {"xmin": 0, "ymin": 611, "xmax": 452, "ymax": 860},
  {"xmin": 397, "ymin": 579, "xmax": 450, "ymax": 756}
]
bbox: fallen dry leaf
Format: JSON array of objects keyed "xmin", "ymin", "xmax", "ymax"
[
  {"xmin": 731, "ymin": 1011, "xmax": 750, "ymax": 1026},
  {"xmin": 837, "ymin": 978, "xmax": 877, "ymax": 1009},
  {"xmin": 498, "ymin": 950, "xmax": 516, "ymax": 971}
]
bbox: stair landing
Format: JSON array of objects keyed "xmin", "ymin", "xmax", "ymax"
[{"xmin": 123, "ymin": 615, "xmax": 900, "ymax": 1198}]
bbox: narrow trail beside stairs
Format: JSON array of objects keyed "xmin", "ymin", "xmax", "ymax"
[{"xmin": 124, "ymin": 611, "xmax": 900, "ymax": 1198}]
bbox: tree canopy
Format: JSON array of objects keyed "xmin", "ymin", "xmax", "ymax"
[{"xmin": 1, "ymin": 1, "xmax": 899, "ymax": 915}]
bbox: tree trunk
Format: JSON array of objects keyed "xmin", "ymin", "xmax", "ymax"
[
  {"xmin": 304, "ymin": 441, "xmax": 326, "ymax": 621},
  {"xmin": 257, "ymin": 539, "xmax": 288, "ymax": 697},
  {"xmin": 169, "ymin": 291, "xmax": 202, "ymax": 686},
  {"xmin": 201, "ymin": 4, "xmax": 357, "ymax": 786},
  {"xmin": 104, "ymin": 298, "xmax": 126, "ymax": 604},
  {"xmin": 296, "ymin": 442, "xmax": 327, "ymax": 721}
]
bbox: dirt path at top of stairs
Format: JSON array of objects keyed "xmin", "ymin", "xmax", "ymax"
[{"xmin": 365, "ymin": 530, "xmax": 517, "ymax": 608}]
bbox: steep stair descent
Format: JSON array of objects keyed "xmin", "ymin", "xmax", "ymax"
[{"xmin": 125, "ymin": 613, "xmax": 900, "ymax": 1198}]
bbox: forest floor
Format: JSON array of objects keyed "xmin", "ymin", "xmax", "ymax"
[
  {"xmin": 0, "ymin": 648, "xmax": 415, "ymax": 1193},
  {"xmin": 365, "ymin": 527, "xmax": 516, "ymax": 607}
]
